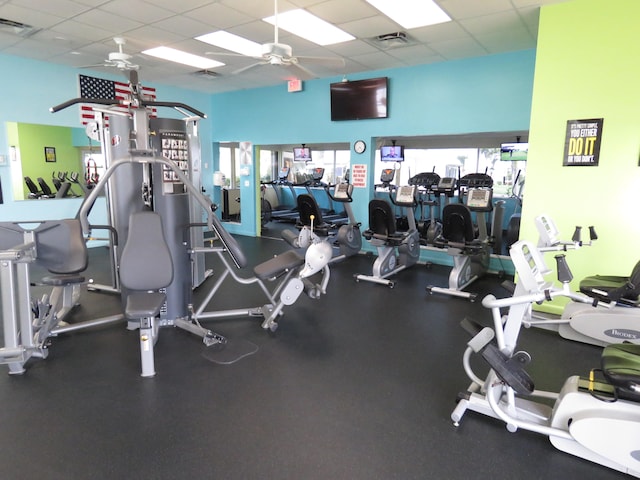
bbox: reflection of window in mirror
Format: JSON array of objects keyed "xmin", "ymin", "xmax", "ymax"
[{"xmin": 219, "ymin": 143, "xmax": 241, "ymax": 222}]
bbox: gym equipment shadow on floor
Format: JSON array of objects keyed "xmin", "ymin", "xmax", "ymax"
[{"xmin": 0, "ymin": 235, "xmax": 626, "ymax": 480}]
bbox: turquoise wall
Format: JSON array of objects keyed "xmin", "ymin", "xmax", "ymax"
[
  {"xmin": 210, "ymin": 49, "xmax": 536, "ymax": 237},
  {"xmin": 0, "ymin": 53, "xmax": 213, "ymax": 223},
  {"xmin": 0, "ymin": 49, "xmax": 535, "ymax": 246}
]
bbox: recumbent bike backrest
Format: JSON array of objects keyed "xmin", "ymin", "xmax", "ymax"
[
  {"xmin": 441, "ymin": 204, "xmax": 476, "ymax": 244},
  {"xmin": 368, "ymin": 199, "xmax": 397, "ymax": 237}
]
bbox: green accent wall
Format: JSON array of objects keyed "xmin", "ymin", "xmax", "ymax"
[
  {"xmin": 11, "ymin": 122, "xmax": 82, "ymax": 200},
  {"xmin": 523, "ymin": 0, "xmax": 640, "ymax": 313}
]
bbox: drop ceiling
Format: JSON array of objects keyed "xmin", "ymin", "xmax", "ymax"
[{"xmin": 0, "ymin": 0, "xmax": 567, "ymax": 93}]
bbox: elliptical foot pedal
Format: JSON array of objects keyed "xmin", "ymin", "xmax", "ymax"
[{"xmin": 461, "ymin": 317, "xmax": 535, "ymax": 395}]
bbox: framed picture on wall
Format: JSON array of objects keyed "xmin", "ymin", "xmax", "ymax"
[
  {"xmin": 44, "ymin": 147, "xmax": 56, "ymax": 163},
  {"xmin": 562, "ymin": 118, "xmax": 603, "ymax": 166}
]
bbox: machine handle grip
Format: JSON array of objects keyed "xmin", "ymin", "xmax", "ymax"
[
  {"xmin": 571, "ymin": 226, "xmax": 582, "ymax": 244},
  {"xmin": 50, "ymin": 98, "xmax": 206, "ymax": 119},
  {"xmin": 555, "ymin": 254, "xmax": 573, "ymax": 283},
  {"xmin": 50, "ymin": 97, "xmax": 120, "ymax": 113},
  {"xmin": 140, "ymin": 100, "xmax": 206, "ymax": 119},
  {"xmin": 589, "ymin": 226, "xmax": 598, "ymax": 241}
]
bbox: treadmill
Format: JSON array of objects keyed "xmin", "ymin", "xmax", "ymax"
[{"xmin": 269, "ymin": 166, "xmax": 302, "ymax": 223}]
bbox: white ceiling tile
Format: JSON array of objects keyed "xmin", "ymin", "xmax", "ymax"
[
  {"xmin": 324, "ymin": 39, "xmax": 379, "ymax": 57},
  {"xmin": 409, "ymin": 22, "xmax": 470, "ymax": 43},
  {"xmin": 439, "ymin": 0, "xmax": 513, "ymax": 19},
  {"xmin": 151, "ymin": 14, "xmax": 214, "ymax": 39},
  {"xmin": 99, "ymin": 0, "xmax": 176, "ymax": 24},
  {"xmin": 387, "ymin": 44, "xmax": 440, "ymax": 63},
  {"xmin": 218, "ymin": 0, "xmax": 283, "ymax": 19},
  {"xmin": 0, "ymin": 31, "xmax": 21, "ymax": 49},
  {"xmin": 460, "ymin": 11, "xmax": 523, "ymax": 34},
  {"xmin": 122, "ymin": 25, "xmax": 186, "ymax": 48},
  {"xmin": 0, "ymin": 0, "xmax": 570, "ymax": 92},
  {"xmin": 140, "ymin": 0, "xmax": 211, "ymax": 14},
  {"xmin": 49, "ymin": 19, "xmax": 115, "ymax": 42},
  {"xmin": 11, "ymin": 0, "xmax": 91, "ymax": 16},
  {"xmin": 429, "ymin": 37, "xmax": 488, "ymax": 60},
  {"xmin": 474, "ymin": 29, "xmax": 536, "ymax": 54},
  {"xmin": 0, "ymin": 4, "xmax": 66, "ymax": 28},
  {"xmin": 73, "ymin": 8, "xmax": 143, "ymax": 32},
  {"xmin": 183, "ymin": 3, "xmax": 253, "ymax": 29},
  {"xmin": 308, "ymin": 0, "xmax": 380, "ymax": 24},
  {"xmin": 339, "ymin": 15, "xmax": 403, "ymax": 39},
  {"xmin": 350, "ymin": 51, "xmax": 406, "ymax": 70}
]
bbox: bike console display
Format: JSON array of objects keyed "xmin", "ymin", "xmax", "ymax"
[
  {"xmin": 394, "ymin": 185, "xmax": 417, "ymax": 206},
  {"xmin": 466, "ymin": 188, "xmax": 493, "ymax": 212}
]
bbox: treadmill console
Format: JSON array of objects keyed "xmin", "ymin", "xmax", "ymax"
[
  {"xmin": 380, "ymin": 168, "xmax": 395, "ymax": 183},
  {"xmin": 434, "ymin": 177, "xmax": 457, "ymax": 196}
]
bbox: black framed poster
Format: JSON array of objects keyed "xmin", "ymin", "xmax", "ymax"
[{"xmin": 563, "ymin": 118, "xmax": 603, "ymax": 166}]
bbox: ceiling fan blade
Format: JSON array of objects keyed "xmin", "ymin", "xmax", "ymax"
[
  {"xmin": 206, "ymin": 51, "xmax": 255, "ymax": 59},
  {"xmin": 80, "ymin": 63, "xmax": 111, "ymax": 69},
  {"xmin": 287, "ymin": 61, "xmax": 318, "ymax": 80},
  {"xmin": 232, "ymin": 61, "xmax": 268, "ymax": 75}
]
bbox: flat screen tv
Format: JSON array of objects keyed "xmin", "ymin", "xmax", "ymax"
[
  {"xmin": 381, "ymin": 145, "xmax": 404, "ymax": 162},
  {"xmin": 330, "ymin": 77, "xmax": 388, "ymax": 121},
  {"xmin": 293, "ymin": 146, "xmax": 311, "ymax": 162},
  {"xmin": 500, "ymin": 142, "xmax": 528, "ymax": 161}
]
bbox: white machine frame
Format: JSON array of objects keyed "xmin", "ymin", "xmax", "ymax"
[
  {"xmin": 525, "ymin": 214, "xmax": 640, "ymax": 347},
  {"xmin": 451, "ymin": 239, "xmax": 640, "ymax": 477}
]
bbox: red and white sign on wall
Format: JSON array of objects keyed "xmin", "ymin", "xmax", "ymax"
[{"xmin": 352, "ymin": 164, "xmax": 367, "ymax": 188}]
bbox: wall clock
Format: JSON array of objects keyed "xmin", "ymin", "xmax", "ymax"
[{"xmin": 354, "ymin": 140, "xmax": 366, "ymax": 154}]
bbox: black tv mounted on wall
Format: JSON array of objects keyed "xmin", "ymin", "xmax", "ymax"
[{"xmin": 330, "ymin": 77, "xmax": 388, "ymax": 121}]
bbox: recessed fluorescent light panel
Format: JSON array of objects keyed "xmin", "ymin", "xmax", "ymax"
[
  {"xmin": 195, "ymin": 31, "xmax": 262, "ymax": 57},
  {"xmin": 365, "ymin": 0, "xmax": 451, "ymax": 29},
  {"xmin": 142, "ymin": 46, "xmax": 224, "ymax": 69},
  {"xmin": 263, "ymin": 10, "xmax": 354, "ymax": 46}
]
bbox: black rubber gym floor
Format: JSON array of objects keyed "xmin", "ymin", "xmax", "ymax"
[{"xmin": 0, "ymin": 233, "xmax": 627, "ymax": 479}]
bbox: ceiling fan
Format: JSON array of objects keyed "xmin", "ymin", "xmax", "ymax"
[
  {"xmin": 211, "ymin": 0, "xmax": 345, "ymax": 79},
  {"xmin": 82, "ymin": 37, "xmax": 139, "ymax": 71}
]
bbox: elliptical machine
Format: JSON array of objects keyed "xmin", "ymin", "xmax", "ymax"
[
  {"xmin": 355, "ymin": 184, "xmax": 420, "ymax": 288},
  {"xmin": 451, "ymin": 239, "xmax": 640, "ymax": 478},
  {"xmin": 524, "ymin": 214, "xmax": 640, "ymax": 347},
  {"xmin": 409, "ymin": 171, "xmax": 442, "ymax": 246}
]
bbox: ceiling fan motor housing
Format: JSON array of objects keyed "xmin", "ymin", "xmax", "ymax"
[{"xmin": 263, "ymin": 42, "xmax": 292, "ymax": 60}]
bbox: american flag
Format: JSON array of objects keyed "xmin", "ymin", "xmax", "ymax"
[{"xmin": 78, "ymin": 74, "xmax": 157, "ymax": 125}]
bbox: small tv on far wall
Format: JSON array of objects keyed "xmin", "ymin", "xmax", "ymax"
[
  {"xmin": 500, "ymin": 142, "xmax": 529, "ymax": 161},
  {"xmin": 293, "ymin": 146, "xmax": 311, "ymax": 162},
  {"xmin": 330, "ymin": 77, "xmax": 388, "ymax": 121},
  {"xmin": 381, "ymin": 145, "xmax": 404, "ymax": 162}
]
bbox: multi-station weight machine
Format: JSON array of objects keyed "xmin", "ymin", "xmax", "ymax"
[{"xmin": 0, "ymin": 70, "xmax": 331, "ymax": 377}]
